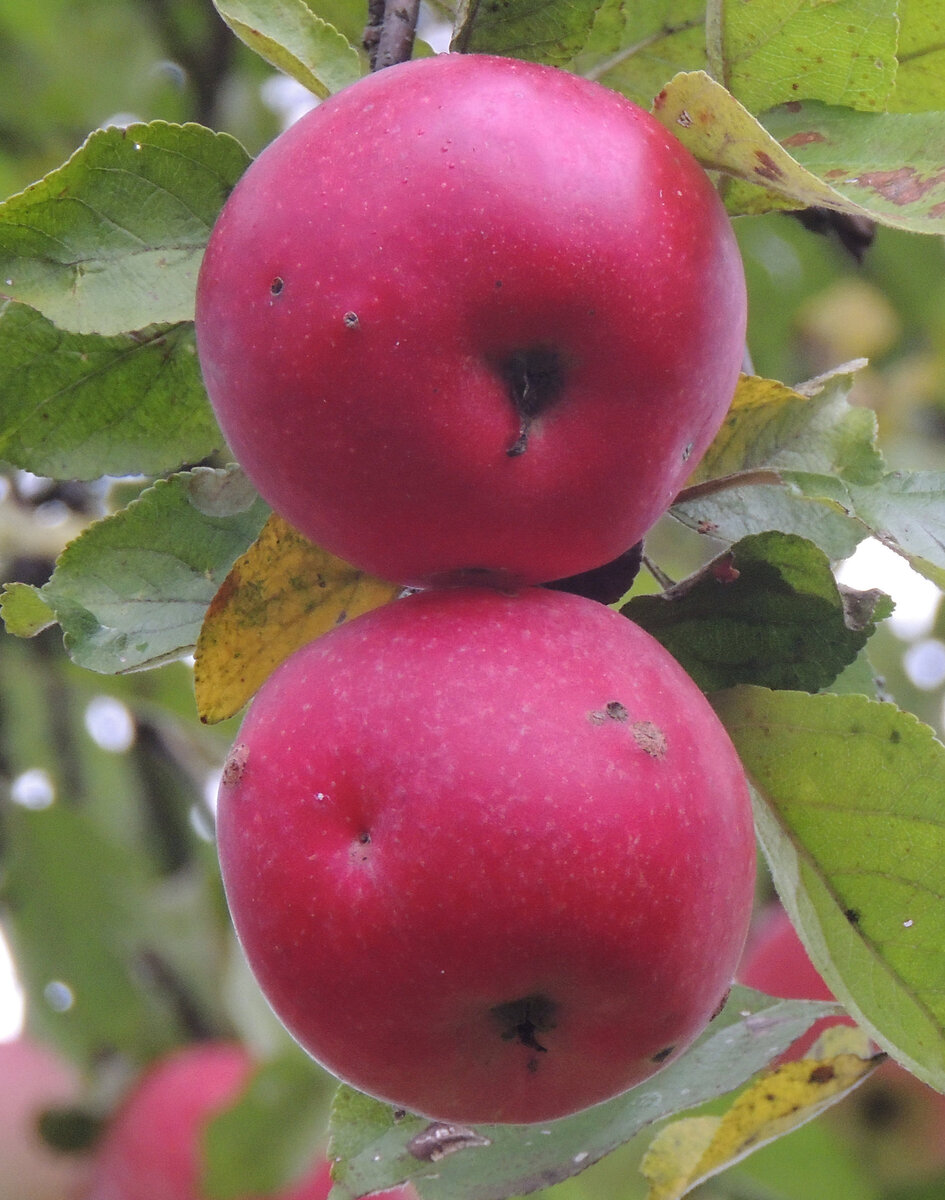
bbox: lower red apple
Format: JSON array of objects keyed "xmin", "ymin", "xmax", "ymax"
[
  {"xmin": 85, "ymin": 1041, "xmax": 409, "ymax": 1200},
  {"xmin": 738, "ymin": 905, "xmax": 945, "ymax": 1185},
  {"xmin": 216, "ymin": 586, "xmax": 756, "ymax": 1124},
  {"xmin": 0, "ymin": 1036, "xmax": 93, "ymax": 1200}
]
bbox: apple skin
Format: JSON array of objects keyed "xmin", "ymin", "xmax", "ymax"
[
  {"xmin": 86, "ymin": 1041, "xmax": 410, "ymax": 1200},
  {"xmin": 0, "ymin": 1037, "xmax": 92, "ymax": 1200},
  {"xmin": 738, "ymin": 905, "xmax": 945, "ymax": 1185},
  {"xmin": 195, "ymin": 53, "xmax": 747, "ymax": 588},
  {"xmin": 216, "ymin": 587, "xmax": 756, "ymax": 1124}
]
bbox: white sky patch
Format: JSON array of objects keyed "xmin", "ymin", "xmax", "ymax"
[
  {"xmin": 0, "ymin": 928, "xmax": 25, "ymax": 1042},
  {"xmin": 837, "ymin": 539, "xmax": 940, "ymax": 640},
  {"xmin": 84, "ymin": 695, "xmax": 136, "ymax": 753}
]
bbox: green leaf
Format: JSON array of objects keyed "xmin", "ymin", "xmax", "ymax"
[
  {"xmin": 29, "ymin": 466, "xmax": 269, "ymax": 674},
  {"xmin": 718, "ymin": 0, "xmax": 898, "ymax": 114},
  {"xmin": 212, "ymin": 0, "xmax": 363, "ymax": 98},
  {"xmin": 327, "ymin": 989, "xmax": 844, "ymax": 1200},
  {"xmin": 758, "ymin": 102, "xmax": 945, "ymax": 235},
  {"xmin": 569, "ymin": 3, "xmax": 707, "ymax": 108},
  {"xmin": 0, "ymin": 581, "xmax": 56, "ymax": 637},
  {"xmin": 454, "ymin": 0, "xmax": 707, "ymax": 109},
  {"xmin": 889, "ymin": 0, "xmax": 945, "ymax": 113},
  {"xmin": 203, "ymin": 1049, "xmax": 335, "ymax": 1198},
  {"xmin": 712, "ymin": 687, "xmax": 945, "ymax": 1094},
  {"xmin": 0, "ymin": 300, "xmax": 220, "ymax": 480},
  {"xmin": 670, "ymin": 367, "xmax": 876, "ymax": 559},
  {"xmin": 0, "ymin": 121, "xmax": 251, "ymax": 335},
  {"xmin": 652, "ymin": 73, "xmax": 945, "ymax": 233},
  {"xmin": 623, "ymin": 532, "xmax": 891, "ymax": 693},
  {"xmin": 784, "ymin": 469, "xmax": 945, "ymax": 589}
]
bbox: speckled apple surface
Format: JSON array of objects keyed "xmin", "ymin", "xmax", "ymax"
[
  {"xmin": 196, "ymin": 53, "xmax": 747, "ymax": 588},
  {"xmin": 216, "ymin": 587, "xmax": 756, "ymax": 1123}
]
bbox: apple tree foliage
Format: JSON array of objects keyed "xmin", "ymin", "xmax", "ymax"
[{"xmin": 1, "ymin": 1, "xmax": 945, "ymax": 1198}]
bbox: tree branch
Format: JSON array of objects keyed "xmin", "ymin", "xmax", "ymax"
[{"xmin": 365, "ymin": 0, "xmax": 421, "ymax": 71}]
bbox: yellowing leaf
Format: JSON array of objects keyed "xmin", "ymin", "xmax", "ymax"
[
  {"xmin": 641, "ymin": 1027, "xmax": 880, "ymax": 1200},
  {"xmin": 193, "ymin": 514, "xmax": 399, "ymax": 723}
]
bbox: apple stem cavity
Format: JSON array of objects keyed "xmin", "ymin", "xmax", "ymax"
[
  {"xmin": 502, "ymin": 347, "xmax": 567, "ymax": 457},
  {"xmin": 364, "ymin": 0, "xmax": 420, "ymax": 72}
]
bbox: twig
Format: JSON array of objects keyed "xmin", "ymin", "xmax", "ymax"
[
  {"xmin": 674, "ymin": 468, "xmax": 784, "ymax": 507},
  {"xmin": 365, "ymin": 0, "xmax": 421, "ymax": 71}
]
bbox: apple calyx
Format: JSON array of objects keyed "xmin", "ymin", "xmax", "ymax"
[{"xmin": 491, "ymin": 993, "xmax": 558, "ymax": 1058}]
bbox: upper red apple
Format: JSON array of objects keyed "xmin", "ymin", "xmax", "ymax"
[
  {"xmin": 215, "ymin": 586, "xmax": 755, "ymax": 1124},
  {"xmin": 85, "ymin": 1041, "xmax": 412, "ymax": 1200},
  {"xmin": 195, "ymin": 52, "xmax": 747, "ymax": 588}
]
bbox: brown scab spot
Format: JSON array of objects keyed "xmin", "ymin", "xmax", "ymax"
[
  {"xmin": 605, "ymin": 701, "xmax": 629, "ymax": 722},
  {"xmin": 270, "ymin": 277, "xmax": 284, "ymax": 296},
  {"xmin": 808, "ymin": 1064, "xmax": 836, "ymax": 1085},
  {"xmin": 221, "ymin": 742, "xmax": 249, "ymax": 786},
  {"xmin": 853, "ymin": 167, "xmax": 945, "ymax": 206},
  {"xmin": 632, "ymin": 721, "xmax": 667, "ymax": 759},
  {"xmin": 407, "ymin": 1122, "xmax": 491, "ymax": 1163},
  {"xmin": 343, "ymin": 311, "xmax": 360, "ymax": 329},
  {"xmin": 753, "ymin": 151, "xmax": 785, "ymax": 183},
  {"xmin": 781, "ymin": 131, "xmax": 828, "ymax": 148}
]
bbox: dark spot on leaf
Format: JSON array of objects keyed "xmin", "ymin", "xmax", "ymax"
[
  {"xmin": 845, "ymin": 908, "xmax": 861, "ymax": 926},
  {"xmin": 890, "ymin": 729, "xmax": 901, "ymax": 744},
  {"xmin": 808, "ymin": 1064, "xmax": 836, "ymax": 1085},
  {"xmin": 753, "ymin": 151, "xmax": 785, "ymax": 182},
  {"xmin": 407, "ymin": 1122, "xmax": 491, "ymax": 1162}
]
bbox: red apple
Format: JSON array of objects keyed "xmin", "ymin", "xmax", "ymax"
[
  {"xmin": 86, "ymin": 1041, "xmax": 408, "ymax": 1200},
  {"xmin": 215, "ymin": 586, "xmax": 755, "ymax": 1124},
  {"xmin": 738, "ymin": 905, "xmax": 945, "ymax": 1185},
  {"xmin": 195, "ymin": 53, "xmax": 746, "ymax": 588},
  {"xmin": 0, "ymin": 1036, "xmax": 92, "ymax": 1200}
]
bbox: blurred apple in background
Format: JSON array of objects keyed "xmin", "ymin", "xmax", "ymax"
[
  {"xmin": 738, "ymin": 905, "xmax": 945, "ymax": 1188},
  {"xmin": 85, "ymin": 1041, "xmax": 412, "ymax": 1200},
  {"xmin": 0, "ymin": 1036, "xmax": 93, "ymax": 1200}
]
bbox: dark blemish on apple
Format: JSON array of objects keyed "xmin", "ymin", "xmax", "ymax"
[
  {"xmin": 632, "ymin": 721, "xmax": 667, "ymax": 758},
  {"xmin": 221, "ymin": 742, "xmax": 249, "ymax": 786},
  {"xmin": 651, "ymin": 1045, "xmax": 675, "ymax": 1063},
  {"xmin": 407, "ymin": 1122, "xmax": 492, "ymax": 1162},
  {"xmin": 357, "ymin": 831, "xmax": 371, "ymax": 844},
  {"xmin": 682, "ymin": 442, "xmax": 693, "ymax": 461},
  {"xmin": 606, "ymin": 701, "xmax": 629, "ymax": 722},
  {"xmin": 494, "ymin": 280, "xmax": 503, "ymax": 288},
  {"xmin": 270, "ymin": 277, "xmax": 284, "ymax": 296},
  {"xmin": 500, "ymin": 346, "xmax": 567, "ymax": 456},
  {"xmin": 491, "ymin": 993, "xmax": 557, "ymax": 1056},
  {"xmin": 588, "ymin": 710, "xmax": 607, "ymax": 725},
  {"xmin": 343, "ymin": 311, "xmax": 360, "ymax": 329}
]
